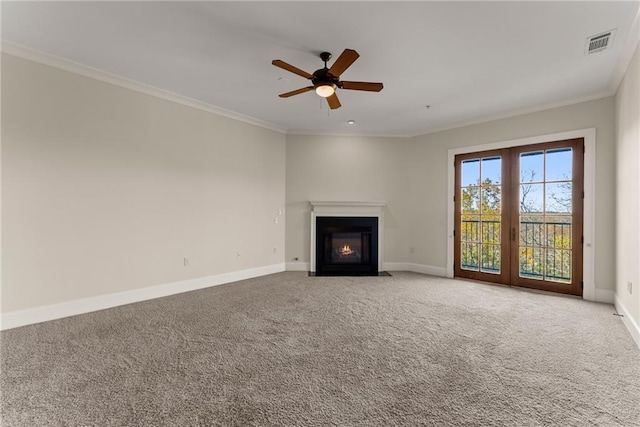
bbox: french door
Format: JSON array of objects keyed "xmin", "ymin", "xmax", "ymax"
[{"xmin": 454, "ymin": 138, "xmax": 584, "ymax": 296}]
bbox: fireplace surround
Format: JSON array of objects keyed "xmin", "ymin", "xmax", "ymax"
[
  {"xmin": 315, "ymin": 216, "xmax": 378, "ymax": 275},
  {"xmin": 310, "ymin": 201, "xmax": 386, "ymax": 276}
]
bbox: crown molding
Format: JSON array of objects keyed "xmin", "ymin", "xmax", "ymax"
[
  {"xmin": 310, "ymin": 201, "xmax": 387, "ymax": 209},
  {"xmin": 285, "ymin": 129, "xmax": 412, "ymax": 138},
  {"xmin": 286, "ymin": 90, "xmax": 614, "ymax": 139},
  {"xmin": 609, "ymin": 2, "xmax": 640, "ymax": 93},
  {"xmin": 1, "ymin": 41, "xmax": 287, "ymax": 134},
  {"xmin": 409, "ymin": 91, "xmax": 615, "ymax": 138}
]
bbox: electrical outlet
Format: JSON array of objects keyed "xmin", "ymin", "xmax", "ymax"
[
  {"xmin": 183, "ymin": 257, "xmax": 190, "ymax": 266},
  {"xmin": 409, "ymin": 247, "xmax": 415, "ymax": 254},
  {"xmin": 273, "ymin": 247, "xmax": 278, "ymax": 254},
  {"xmin": 628, "ymin": 281, "xmax": 633, "ymax": 294}
]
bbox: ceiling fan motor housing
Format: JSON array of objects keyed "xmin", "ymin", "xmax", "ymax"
[
  {"xmin": 312, "ymin": 52, "xmax": 339, "ymax": 89},
  {"xmin": 312, "ymin": 68, "xmax": 339, "ymax": 88}
]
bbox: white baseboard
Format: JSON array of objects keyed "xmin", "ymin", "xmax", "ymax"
[
  {"xmin": 614, "ymin": 296, "xmax": 640, "ymax": 349},
  {"xmin": 285, "ymin": 260, "xmax": 448, "ymax": 277},
  {"xmin": 1, "ymin": 263, "xmax": 286, "ymax": 331},
  {"xmin": 594, "ymin": 289, "xmax": 615, "ymax": 304},
  {"xmin": 285, "ymin": 261, "xmax": 309, "ymax": 271},
  {"xmin": 382, "ymin": 262, "xmax": 408, "ymax": 271},
  {"xmin": 582, "ymin": 281, "xmax": 596, "ymax": 301},
  {"xmin": 384, "ymin": 262, "xmax": 448, "ymax": 277}
]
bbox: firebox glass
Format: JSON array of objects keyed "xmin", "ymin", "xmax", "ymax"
[{"xmin": 331, "ymin": 232, "xmax": 363, "ymax": 263}]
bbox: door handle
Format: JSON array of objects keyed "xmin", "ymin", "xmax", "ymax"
[{"xmin": 511, "ymin": 227, "xmax": 516, "ymax": 241}]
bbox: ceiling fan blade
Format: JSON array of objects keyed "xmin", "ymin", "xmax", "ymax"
[
  {"xmin": 279, "ymin": 86, "xmax": 314, "ymax": 98},
  {"xmin": 272, "ymin": 60, "xmax": 313, "ymax": 79},
  {"xmin": 326, "ymin": 92, "xmax": 341, "ymax": 110},
  {"xmin": 328, "ymin": 49, "xmax": 359, "ymax": 77},
  {"xmin": 340, "ymin": 81, "xmax": 384, "ymax": 92}
]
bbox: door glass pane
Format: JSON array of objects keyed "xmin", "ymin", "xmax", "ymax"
[
  {"xmin": 545, "ymin": 217, "xmax": 572, "ymax": 249},
  {"xmin": 481, "ymin": 244, "xmax": 500, "ymax": 273},
  {"xmin": 519, "ymin": 148, "xmax": 573, "ymax": 283},
  {"xmin": 520, "ymin": 151, "xmax": 544, "ymax": 183},
  {"xmin": 481, "ymin": 216, "xmax": 501, "ymax": 242},
  {"xmin": 520, "ymin": 216, "xmax": 544, "ymax": 247},
  {"xmin": 461, "ymin": 214, "xmax": 479, "ymax": 242},
  {"xmin": 462, "ymin": 243, "xmax": 479, "ymax": 270},
  {"xmin": 520, "ymin": 183, "xmax": 543, "ymax": 213},
  {"xmin": 545, "ymin": 249, "xmax": 571, "ymax": 283},
  {"xmin": 519, "ymin": 247, "xmax": 544, "ymax": 279},
  {"xmin": 545, "ymin": 217, "xmax": 572, "ymax": 282},
  {"xmin": 462, "ymin": 159, "xmax": 480, "ymax": 187},
  {"xmin": 481, "ymin": 157, "xmax": 501, "ymax": 185},
  {"xmin": 545, "ymin": 182, "xmax": 572, "ymax": 213},
  {"xmin": 462, "ymin": 187, "xmax": 480, "ymax": 213},
  {"xmin": 546, "ymin": 148, "xmax": 572, "ymax": 181},
  {"xmin": 481, "ymin": 186, "xmax": 501, "ymax": 214}
]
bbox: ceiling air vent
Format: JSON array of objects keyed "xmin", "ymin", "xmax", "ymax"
[{"xmin": 585, "ymin": 30, "xmax": 615, "ymax": 54}]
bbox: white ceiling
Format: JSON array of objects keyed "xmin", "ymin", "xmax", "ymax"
[{"xmin": 2, "ymin": 1, "xmax": 639, "ymax": 137}]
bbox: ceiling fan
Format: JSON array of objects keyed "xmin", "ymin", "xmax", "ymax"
[{"xmin": 272, "ymin": 49, "xmax": 383, "ymax": 110}]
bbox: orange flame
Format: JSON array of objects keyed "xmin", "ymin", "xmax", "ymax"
[{"xmin": 340, "ymin": 245, "xmax": 354, "ymax": 255}]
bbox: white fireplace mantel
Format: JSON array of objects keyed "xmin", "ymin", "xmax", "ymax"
[{"xmin": 309, "ymin": 201, "xmax": 387, "ymax": 273}]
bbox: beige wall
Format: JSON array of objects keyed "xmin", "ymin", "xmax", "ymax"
[
  {"xmin": 1, "ymin": 54, "xmax": 286, "ymax": 313},
  {"xmin": 285, "ymin": 134, "xmax": 410, "ymax": 265},
  {"xmin": 285, "ymin": 98, "xmax": 617, "ymax": 297},
  {"xmin": 615, "ymin": 43, "xmax": 640, "ymax": 328}
]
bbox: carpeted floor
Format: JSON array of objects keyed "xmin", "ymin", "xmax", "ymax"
[{"xmin": 1, "ymin": 272, "xmax": 639, "ymax": 426}]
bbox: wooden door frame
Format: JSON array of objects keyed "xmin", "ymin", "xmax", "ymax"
[
  {"xmin": 446, "ymin": 128, "xmax": 597, "ymax": 301},
  {"xmin": 454, "ymin": 149, "xmax": 511, "ymax": 285},
  {"xmin": 508, "ymin": 138, "xmax": 584, "ymax": 296}
]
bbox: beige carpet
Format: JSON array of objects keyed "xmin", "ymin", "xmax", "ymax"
[{"xmin": 1, "ymin": 272, "xmax": 639, "ymax": 426}]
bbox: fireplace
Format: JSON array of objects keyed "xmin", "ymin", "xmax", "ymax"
[
  {"xmin": 309, "ymin": 201, "xmax": 387, "ymax": 276},
  {"xmin": 315, "ymin": 216, "xmax": 378, "ymax": 276}
]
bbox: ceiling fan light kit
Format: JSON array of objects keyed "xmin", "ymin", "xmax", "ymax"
[
  {"xmin": 315, "ymin": 83, "xmax": 336, "ymax": 98},
  {"xmin": 272, "ymin": 49, "xmax": 383, "ymax": 109}
]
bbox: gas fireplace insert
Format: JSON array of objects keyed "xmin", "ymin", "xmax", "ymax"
[{"xmin": 314, "ymin": 216, "xmax": 379, "ymax": 276}]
